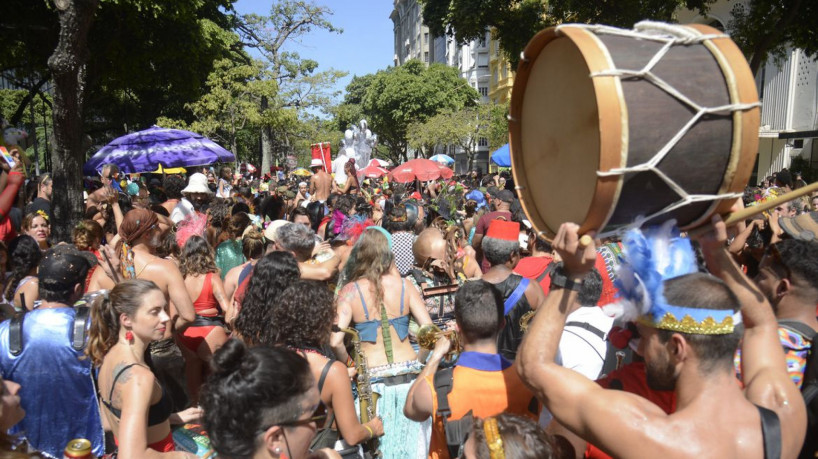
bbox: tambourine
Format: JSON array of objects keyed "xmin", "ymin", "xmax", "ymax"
[{"xmin": 509, "ymin": 22, "xmax": 760, "ymax": 238}]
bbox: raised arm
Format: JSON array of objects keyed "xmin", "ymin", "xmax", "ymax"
[
  {"xmin": 516, "ymin": 224, "xmax": 668, "ymax": 458},
  {"xmin": 697, "ymin": 216, "xmax": 806, "ymax": 453}
]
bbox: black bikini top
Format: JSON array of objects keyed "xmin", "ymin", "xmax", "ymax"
[{"xmin": 100, "ymin": 363, "xmax": 172, "ymax": 427}]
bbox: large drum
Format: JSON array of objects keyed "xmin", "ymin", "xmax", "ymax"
[{"xmin": 509, "ymin": 22, "xmax": 760, "ymax": 238}]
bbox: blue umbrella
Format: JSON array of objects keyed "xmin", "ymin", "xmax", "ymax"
[
  {"xmin": 490, "ymin": 143, "xmax": 510, "ymax": 167},
  {"xmin": 429, "ymin": 153, "xmax": 455, "ymax": 164},
  {"xmin": 83, "ymin": 125, "xmax": 236, "ymax": 175}
]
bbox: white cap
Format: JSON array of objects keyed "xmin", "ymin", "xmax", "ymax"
[{"xmin": 310, "ymin": 158, "xmax": 324, "ymax": 168}]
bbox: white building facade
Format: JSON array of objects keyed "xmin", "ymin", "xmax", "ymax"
[
  {"xmin": 678, "ymin": 1, "xmax": 818, "ymax": 184},
  {"xmin": 390, "ymin": 0, "xmax": 491, "ymax": 174}
]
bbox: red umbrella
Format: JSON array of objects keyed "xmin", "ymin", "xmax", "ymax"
[
  {"xmin": 436, "ymin": 163, "xmax": 454, "ymax": 180},
  {"xmin": 358, "ymin": 165, "xmax": 389, "ymax": 178},
  {"xmin": 389, "ymin": 158, "xmax": 451, "ymax": 183}
]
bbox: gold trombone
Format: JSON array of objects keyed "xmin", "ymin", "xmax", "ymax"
[{"xmin": 417, "ymin": 324, "xmax": 461, "ymax": 357}]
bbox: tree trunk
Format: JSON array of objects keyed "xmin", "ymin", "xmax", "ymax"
[
  {"xmin": 47, "ymin": 0, "xmax": 99, "ymax": 242},
  {"xmin": 260, "ymin": 95, "xmax": 273, "ymax": 175}
]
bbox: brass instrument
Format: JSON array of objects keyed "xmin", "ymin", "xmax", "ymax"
[
  {"xmin": 342, "ymin": 328, "xmax": 382, "ymax": 458},
  {"xmin": 416, "ymin": 324, "xmax": 461, "ymax": 357}
]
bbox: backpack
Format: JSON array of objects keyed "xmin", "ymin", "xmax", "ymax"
[
  {"xmin": 778, "ymin": 320, "xmax": 818, "ymax": 459},
  {"xmin": 433, "ymin": 367, "xmax": 539, "ymax": 458},
  {"xmin": 9, "ymin": 306, "xmax": 91, "ymax": 356}
]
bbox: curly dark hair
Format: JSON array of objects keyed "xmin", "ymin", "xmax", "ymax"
[
  {"xmin": 163, "ymin": 175, "xmax": 186, "ymax": 200},
  {"xmin": 179, "ymin": 236, "xmax": 217, "ymax": 277},
  {"xmin": 233, "ymin": 252, "xmax": 300, "ymax": 345},
  {"xmin": 4, "ymin": 236, "xmax": 42, "ymax": 300},
  {"xmin": 201, "ymin": 340, "xmax": 313, "ymax": 459},
  {"xmin": 207, "ymin": 199, "xmax": 232, "ymax": 247},
  {"xmin": 265, "ymin": 280, "xmax": 334, "ymax": 348}
]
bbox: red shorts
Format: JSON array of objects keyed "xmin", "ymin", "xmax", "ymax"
[{"xmin": 178, "ymin": 325, "xmax": 218, "ymax": 353}]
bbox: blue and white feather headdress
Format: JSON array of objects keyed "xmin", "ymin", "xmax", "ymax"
[{"xmin": 602, "ymin": 220, "xmax": 741, "ymax": 335}]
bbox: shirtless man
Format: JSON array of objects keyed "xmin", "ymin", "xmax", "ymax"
[
  {"xmin": 517, "ymin": 221, "xmax": 806, "ymax": 459},
  {"xmin": 309, "ymin": 158, "xmax": 332, "ymax": 204},
  {"xmin": 88, "ymin": 208, "xmax": 196, "ymax": 334}
]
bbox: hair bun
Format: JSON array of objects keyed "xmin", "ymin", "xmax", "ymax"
[{"xmin": 210, "ymin": 339, "xmax": 247, "ymax": 376}]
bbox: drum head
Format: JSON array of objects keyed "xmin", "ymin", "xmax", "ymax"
[
  {"xmin": 520, "ymin": 37, "xmax": 599, "ymax": 235},
  {"xmin": 511, "ymin": 27, "xmax": 624, "ymax": 237}
]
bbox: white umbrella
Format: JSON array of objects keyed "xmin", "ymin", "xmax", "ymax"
[{"xmin": 429, "ymin": 154, "xmax": 455, "ymax": 165}]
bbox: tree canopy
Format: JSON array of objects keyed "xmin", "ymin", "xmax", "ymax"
[
  {"xmin": 358, "ymin": 60, "xmax": 480, "ymax": 164},
  {"xmin": 408, "ymin": 103, "xmax": 507, "ymax": 169},
  {"xmin": 419, "ymin": 0, "xmax": 817, "ymax": 73}
]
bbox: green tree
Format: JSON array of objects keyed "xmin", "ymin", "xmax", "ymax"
[
  {"xmin": 407, "ymin": 103, "xmax": 506, "ymax": 170},
  {"xmin": 728, "ymin": 0, "xmax": 818, "ymax": 74},
  {"xmin": 423, "ymin": 0, "xmax": 818, "ymax": 74},
  {"xmin": 157, "ymin": 58, "xmax": 277, "ymax": 161},
  {"xmin": 1, "ymin": 0, "xmax": 240, "ymax": 240},
  {"xmin": 361, "ymin": 60, "xmax": 479, "ymax": 164},
  {"xmin": 235, "ymin": 1, "xmax": 344, "ymax": 173}
]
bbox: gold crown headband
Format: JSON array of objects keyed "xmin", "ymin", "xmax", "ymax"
[{"xmin": 484, "ymin": 417, "xmax": 505, "ymax": 459}]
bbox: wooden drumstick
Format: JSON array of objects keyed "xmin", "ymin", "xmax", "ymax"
[
  {"xmin": 689, "ymin": 180, "xmax": 818, "ymax": 236},
  {"xmin": 579, "ymin": 235, "xmax": 593, "ymax": 248}
]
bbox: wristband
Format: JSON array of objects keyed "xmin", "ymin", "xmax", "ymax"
[
  {"xmin": 364, "ymin": 425, "xmax": 374, "ymax": 439},
  {"xmin": 549, "ymin": 266, "xmax": 583, "ymax": 292}
]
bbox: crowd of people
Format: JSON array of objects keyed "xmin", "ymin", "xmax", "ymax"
[{"xmin": 0, "ymin": 153, "xmax": 813, "ymax": 459}]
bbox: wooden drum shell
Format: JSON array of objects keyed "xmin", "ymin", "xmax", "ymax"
[{"xmin": 509, "ymin": 24, "xmax": 759, "ymax": 237}]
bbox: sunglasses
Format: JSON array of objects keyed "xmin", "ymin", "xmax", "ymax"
[{"xmin": 277, "ymin": 402, "xmax": 328, "ymax": 430}]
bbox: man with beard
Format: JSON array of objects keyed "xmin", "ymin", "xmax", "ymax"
[
  {"xmin": 171, "ymin": 172, "xmax": 213, "ymax": 224},
  {"xmin": 87, "ymin": 208, "xmax": 196, "ymax": 411},
  {"xmin": 518, "ymin": 221, "xmax": 806, "ymax": 458},
  {"xmin": 750, "ymin": 239, "xmax": 818, "ymax": 389}
]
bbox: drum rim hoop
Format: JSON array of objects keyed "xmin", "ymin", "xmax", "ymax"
[
  {"xmin": 680, "ymin": 24, "xmax": 760, "ymax": 230},
  {"xmin": 509, "ymin": 26, "xmax": 625, "ymax": 238}
]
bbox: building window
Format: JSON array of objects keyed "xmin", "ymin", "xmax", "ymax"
[
  {"xmin": 478, "ymin": 137, "xmax": 488, "ymax": 147},
  {"xmin": 478, "ymin": 53, "xmax": 489, "ymax": 68},
  {"xmin": 424, "ymin": 32, "xmax": 429, "ymax": 44},
  {"xmin": 479, "ymin": 86, "xmax": 488, "ymax": 97},
  {"xmin": 424, "ymin": 51, "xmax": 429, "ymax": 62}
]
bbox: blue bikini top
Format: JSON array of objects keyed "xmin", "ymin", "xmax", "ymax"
[{"xmin": 353, "ymin": 280, "xmax": 410, "ymax": 343}]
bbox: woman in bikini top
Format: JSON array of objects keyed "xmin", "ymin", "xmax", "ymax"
[
  {"xmin": 332, "ymin": 228, "xmax": 433, "ymax": 369},
  {"xmin": 87, "ymin": 280, "xmax": 201, "ymax": 457}
]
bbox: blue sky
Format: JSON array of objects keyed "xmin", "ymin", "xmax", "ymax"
[{"xmin": 232, "ymin": 0, "xmax": 396, "ymax": 99}]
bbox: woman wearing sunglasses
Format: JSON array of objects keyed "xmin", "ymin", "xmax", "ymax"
[
  {"xmin": 202, "ymin": 339, "xmax": 334, "ymax": 459},
  {"xmin": 268, "ymin": 280, "xmax": 384, "ymax": 456}
]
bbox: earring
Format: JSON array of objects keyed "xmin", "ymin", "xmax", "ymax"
[
  {"xmin": 125, "ymin": 330, "xmax": 134, "ymax": 342},
  {"xmin": 274, "ymin": 447, "xmax": 282, "ymax": 454}
]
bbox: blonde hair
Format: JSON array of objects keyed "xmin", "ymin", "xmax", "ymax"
[
  {"xmin": 73, "ymin": 219, "xmax": 103, "ymax": 251},
  {"xmin": 343, "ymin": 229, "xmax": 394, "ymax": 310}
]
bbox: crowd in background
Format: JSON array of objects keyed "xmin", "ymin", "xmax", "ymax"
[{"xmin": 0, "ymin": 154, "xmax": 812, "ymax": 459}]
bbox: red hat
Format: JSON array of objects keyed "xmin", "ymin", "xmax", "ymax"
[
  {"xmin": 410, "ymin": 191, "xmax": 422, "ymax": 201},
  {"xmin": 486, "ymin": 220, "xmax": 520, "ymax": 241}
]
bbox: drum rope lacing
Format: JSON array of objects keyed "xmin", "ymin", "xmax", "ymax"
[{"xmin": 553, "ymin": 22, "xmax": 760, "ymax": 238}]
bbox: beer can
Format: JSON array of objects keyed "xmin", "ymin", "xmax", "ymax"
[{"xmin": 63, "ymin": 438, "xmax": 93, "ymax": 459}]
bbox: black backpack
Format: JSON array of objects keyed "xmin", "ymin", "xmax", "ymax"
[
  {"xmin": 433, "ymin": 367, "xmax": 539, "ymax": 458},
  {"xmin": 778, "ymin": 320, "xmax": 817, "ymax": 459}
]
